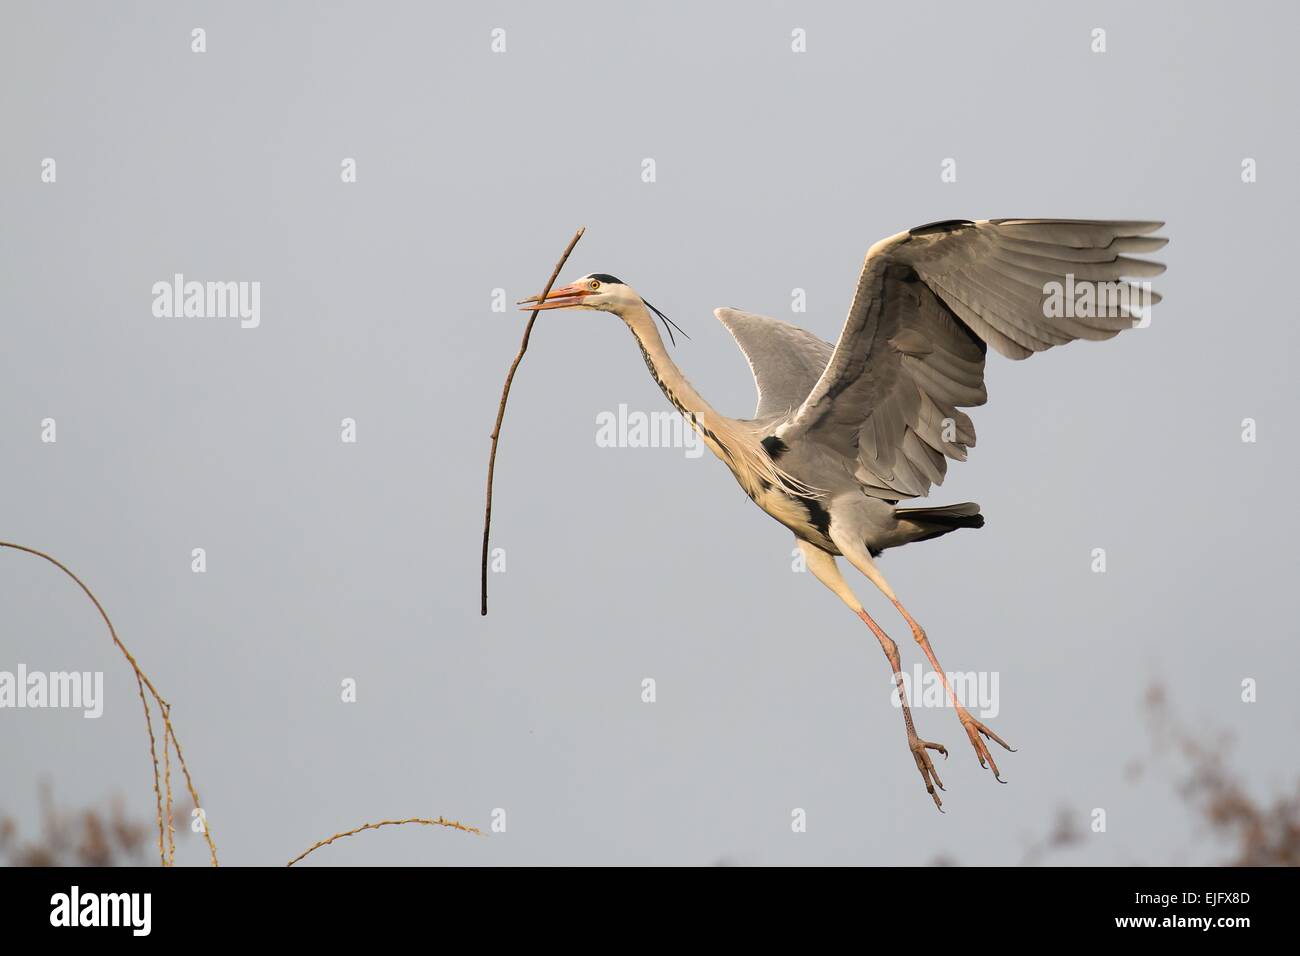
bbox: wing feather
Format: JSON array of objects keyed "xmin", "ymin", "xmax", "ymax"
[
  {"xmin": 779, "ymin": 219, "xmax": 1167, "ymax": 498},
  {"xmin": 714, "ymin": 308, "xmax": 834, "ymax": 419}
]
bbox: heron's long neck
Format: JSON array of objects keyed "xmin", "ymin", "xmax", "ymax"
[
  {"xmin": 621, "ymin": 302, "xmax": 802, "ymax": 497},
  {"xmin": 622, "ymin": 302, "xmax": 720, "ymax": 428}
]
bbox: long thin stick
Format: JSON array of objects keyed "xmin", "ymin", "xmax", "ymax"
[
  {"xmin": 481, "ymin": 226, "xmax": 585, "ymax": 615},
  {"xmin": 286, "ymin": 816, "xmax": 480, "ymax": 867}
]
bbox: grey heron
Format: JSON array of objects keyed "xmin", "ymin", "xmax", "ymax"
[{"xmin": 520, "ymin": 218, "xmax": 1166, "ymax": 809}]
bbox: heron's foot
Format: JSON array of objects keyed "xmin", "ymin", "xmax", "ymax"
[
  {"xmin": 908, "ymin": 733, "xmax": 948, "ymax": 811},
  {"xmin": 958, "ymin": 708, "xmax": 1015, "ymax": 781}
]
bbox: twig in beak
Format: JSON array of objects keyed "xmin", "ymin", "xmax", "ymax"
[{"xmin": 481, "ymin": 226, "xmax": 586, "ymax": 615}]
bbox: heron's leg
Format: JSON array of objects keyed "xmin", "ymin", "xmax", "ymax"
[
  {"xmin": 830, "ymin": 532, "xmax": 1015, "ymax": 782},
  {"xmin": 796, "ymin": 538, "xmax": 947, "ymax": 810}
]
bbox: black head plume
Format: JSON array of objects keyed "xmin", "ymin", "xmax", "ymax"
[{"xmin": 642, "ymin": 297, "xmax": 690, "ymax": 347}]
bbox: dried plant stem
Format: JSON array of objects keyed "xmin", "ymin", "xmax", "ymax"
[
  {"xmin": 481, "ymin": 226, "xmax": 586, "ymax": 615},
  {"xmin": 0, "ymin": 541, "xmax": 219, "ymax": 867},
  {"xmin": 287, "ymin": 816, "xmax": 481, "ymax": 867},
  {"xmin": 162, "ymin": 704, "xmax": 176, "ymax": 865},
  {"xmin": 134, "ymin": 672, "xmax": 166, "ymax": 863},
  {"xmin": 164, "ymin": 721, "xmax": 211, "ymax": 862}
]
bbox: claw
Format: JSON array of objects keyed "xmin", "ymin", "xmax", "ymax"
[
  {"xmin": 909, "ymin": 735, "xmax": 948, "ymax": 810},
  {"xmin": 959, "ymin": 710, "xmax": 1014, "ymax": 782}
]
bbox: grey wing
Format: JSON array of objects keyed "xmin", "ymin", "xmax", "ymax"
[
  {"xmin": 714, "ymin": 307, "xmax": 834, "ymax": 419},
  {"xmin": 779, "ymin": 219, "xmax": 1167, "ymax": 499}
]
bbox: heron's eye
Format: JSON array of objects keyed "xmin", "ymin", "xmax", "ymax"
[{"xmin": 589, "ymin": 280, "xmax": 600, "ymax": 291}]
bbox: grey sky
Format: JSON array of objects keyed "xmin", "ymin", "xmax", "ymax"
[{"xmin": 2, "ymin": 1, "xmax": 1297, "ymax": 865}]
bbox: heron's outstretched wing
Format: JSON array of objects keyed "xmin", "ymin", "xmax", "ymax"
[
  {"xmin": 779, "ymin": 219, "xmax": 1167, "ymax": 499},
  {"xmin": 714, "ymin": 307, "xmax": 834, "ymax": 419}
]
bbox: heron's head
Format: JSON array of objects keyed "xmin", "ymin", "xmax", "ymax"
[{"xmin": 518, "ymin": 274, "xmax": 689, "ymax": 344}]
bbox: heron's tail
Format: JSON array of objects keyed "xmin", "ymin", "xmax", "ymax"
[{"xmin": 895, "ymin": 502, "xmax": 985, "ymax": 533}]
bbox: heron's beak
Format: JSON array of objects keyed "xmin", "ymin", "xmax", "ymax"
[{"xmin": 517, "ymin": 283, "xmax": 589, "ymax": 311}]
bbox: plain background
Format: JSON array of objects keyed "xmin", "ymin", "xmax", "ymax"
[{"xmin": 1, "ymin": 1, "xmax": 1296, "ymax": 865}]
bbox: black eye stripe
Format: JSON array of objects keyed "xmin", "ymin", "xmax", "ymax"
[{"xmin": 587, "ymin": 273, "xmax": 624, "ymax": 285}]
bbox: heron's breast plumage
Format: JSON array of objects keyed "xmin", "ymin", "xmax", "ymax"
[{"xmin": 746, "ymin": 481, "xmax": 838, "ymax": 552}]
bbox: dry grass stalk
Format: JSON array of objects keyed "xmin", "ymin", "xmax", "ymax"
[
  {"xmin": 1144, "ymin": 684, "xmax": 1300, "ymax": 866},
  {"xmin": 0, "ymin": 542, "xmax": 218, "ymax": 866},
  {"xmin": 480, "ymin": 226, "xmax": 586, "ymax": 615},
  {"xmin": 287, "ymin": 816, "xmax": 481, "ymax": 867},
  {"xmin": 1, "ymin": 781, "xmax": 168, "ymax": 866},
  {"xmin": 1006, "ymin": 683, "xmax": 1300, "ymax": 866}
]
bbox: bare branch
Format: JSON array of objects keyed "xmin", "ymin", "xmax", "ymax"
[{"xmin": 287, "ymin": 816, "xmax": 481, "ymax": 867}]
